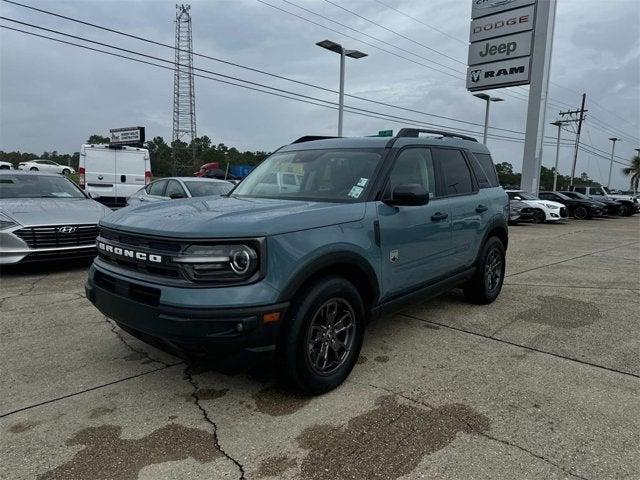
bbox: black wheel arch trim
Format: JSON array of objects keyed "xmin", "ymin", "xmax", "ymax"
[{"xmin": 276, "ymin": 250, "xmax": 380, "ymax": 305}]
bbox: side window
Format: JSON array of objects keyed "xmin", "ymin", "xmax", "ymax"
[
  {"xmin": 471, "ymin": 153, "xmax": 499, "ymax": 188},
  {"xmin": 574, "ymin": 187, "xmax": 586, "ymax": 194},
  {"xmin": 538, "ymin": 193, "xmax": 552, "ymax": 200},
  {"xmin": 387, "ymin": 148, "xmax": 435, "ymax": 196},
  {"xmin": 590, "ymin": 188, "xmax": 603, "ymax": 196},
  {"xmin": 165, "ymin": 180, "xmax": 186, "ymax": 198},
  {"xmin": 148, "ymin": 180, "xmax": 167, "ymax": 196},
  {"xmin": 433, "ymin": 149, "xmax": 475, "ymax": 196}
]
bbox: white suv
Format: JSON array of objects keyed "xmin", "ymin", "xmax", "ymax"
[
  {"xmin": 506, "ymin": 190, "xmax": 567, "ymax": 223},
  {"xmin": 18, "ymin": 159, "xmax": 75, "ymax": 175}
]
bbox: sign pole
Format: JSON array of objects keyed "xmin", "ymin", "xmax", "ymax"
[{"xmin": 520, "ymin": 0, "xmax": 557, "ymax": 194}]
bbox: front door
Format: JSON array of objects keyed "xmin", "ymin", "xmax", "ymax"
[{"xmin": 377, "ymin": 147, "xmax": 451, "ymax": 300}]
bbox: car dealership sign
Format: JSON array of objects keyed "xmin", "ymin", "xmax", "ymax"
[
  {"xmin": 467, "ymin": 0, "xmax": 539, "ymax": 91},
  {"xmin": 109, "ymin": 126, "xmax": 145, "ymax": 147}
]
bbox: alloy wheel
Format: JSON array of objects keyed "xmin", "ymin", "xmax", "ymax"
[
  {"xmin": 574, "ymin": 206, "xmax": 588, "ymax": 219},
  {"xmin": 485, "ymin": 248, "xmax": 503, "ymax": 293},
  {"xmin": 305, "ymin": 298, "xmax": 356, "ymax": 376}
]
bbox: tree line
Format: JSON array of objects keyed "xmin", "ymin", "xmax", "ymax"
[
  {"xmin": 495, "ymin": 162, "xmax": 601, "ymax": 190},
  {"xmin": 0, "ymin": 134, "xmax": 270, "ymax": 178}
]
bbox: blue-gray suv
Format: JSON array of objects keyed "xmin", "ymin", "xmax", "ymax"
[{"xmin": 86, "ymin": 129, "xmax": 509, "ymax": 394}]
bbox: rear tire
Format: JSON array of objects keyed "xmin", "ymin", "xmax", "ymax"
[
  {"xmin": 276, "ymin": 275, "xmax": 365, "ymax": 395},
  {"xmin": 62, "ymin": 168, "xmax": 71, "ymax": 175},
  {"xmin": 30, "ymin": 167, "xmax": 38, "ymax": 171},
  {"xmin": 618, "ymin": 205, "xmax": 629, "ymax": 216},
  {"xmin": 532, "ymin": 209, "xmax": 546, "ymax": 224},
  {"xmin": 464, "ymin": 236, "xmax": 506, "ymax": 305}
]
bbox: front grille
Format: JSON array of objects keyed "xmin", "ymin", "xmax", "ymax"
[
  {"xmin": 15, "ymin": 225, "xmax": 99, "ymax": 249},
  {"xmin": 94, "ymin": 270, "xmax": 160, "ymax": 306}
]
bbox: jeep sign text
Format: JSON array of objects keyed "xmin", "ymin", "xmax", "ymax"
[
  {"xmin": 466, "ymin": 58, "xmax": 531, "ymax": 91},
  {"xmin": 469, "ymin": 5, "xmax": 535, "ymax": 42},
  {"xmin": 468, "ymin": 31, "xmax": 532, "ymax": 66}
]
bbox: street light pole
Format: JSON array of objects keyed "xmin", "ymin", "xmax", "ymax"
[
  {"xmin": 473, "ymin": 93, "xmax": 504, "ymax": 144},
  {"xmin": 316, "ymin": 40, "xmax": 367, "ymax": 137},
  {"xmin": 551, "ymin": 121, "xmax": 562, "ymax": 191},
  {"xmin": 606, "ymin": 137, "xmax": 619, "ymax": 188}
]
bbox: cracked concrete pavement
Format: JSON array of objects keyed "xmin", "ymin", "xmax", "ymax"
[{"xmin": 1, "ymin": 215, "xmax": 639, "ymax": 479}]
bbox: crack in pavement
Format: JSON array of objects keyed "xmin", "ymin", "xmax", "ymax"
[
  {"xmin": 0, "ymin": 274, "xmax": 50, "ymax": 309},
  {"xmin": 183, "ymin": 366, "xmax": 246, "ymax": 480},
  {"xmin": 364, "ymin": 383, "xmax": 591, "ymax": 480},
  {"xmin": 400, "ymin": 313, "xmax": 640, "ymax": 380},
  {"xmin": 506, "ymin": 241, "xmax": 639, "ymax": 278},
  {"xmin": 1, "ymin": 293, "xmax": 87, "ymax": 314},
  {"xmin": 104, "ymin": 317, "xmax": 174, "ymax": 367}
]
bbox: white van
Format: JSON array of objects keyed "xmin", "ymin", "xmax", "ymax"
[{"xmin": 79, "ymin": 144, "xmax": 151, "ymax": 208}]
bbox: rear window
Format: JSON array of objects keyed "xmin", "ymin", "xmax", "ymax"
[{"xmin": 471, "ymin": 153, "xmax": 499, "ymax": 188}]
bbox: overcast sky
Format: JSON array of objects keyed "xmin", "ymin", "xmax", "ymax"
[{"xmin": 1, "ymin": 0, "xmax": 639, "ymax": 188}]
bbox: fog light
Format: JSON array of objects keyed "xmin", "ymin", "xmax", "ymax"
[{"xmin": 263, "ymin": 312, "xmax": 281, "ymax": 323}]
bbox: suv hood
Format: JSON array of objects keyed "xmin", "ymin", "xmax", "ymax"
[
  {"xmin": 1, "ymin": 198, "xmax": 109, "ymax": 226},
  {"xmin": 100, "ymin": 195, "xmax": 367, "ymax": 238}
]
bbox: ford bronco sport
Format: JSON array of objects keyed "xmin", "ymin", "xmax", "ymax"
[{"xmin": 86, "ymin": 129, "xmax": 509, "ymax": 394}]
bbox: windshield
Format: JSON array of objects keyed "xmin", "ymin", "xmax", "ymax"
[
  {"xmin": 184, "ymin": 181, "xmax": 233, "ymax": 197},
  {"xmin": 232, "ymin": 149, "xmax": 384, "ymax": 202},
  {"xmin": 0, "ymin": 174, "xmax": 85, "ymax": 199},
  {"xmin": 508, "ymin": 191, "xmax": 538, "ymax": 200}
]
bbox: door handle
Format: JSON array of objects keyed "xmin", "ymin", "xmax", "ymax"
[
  {"xmin": 430, "ymin": 212, "xmax": 449, "ymax": 222},
  {"xmin": 476, "ymin": 204, "xmax": 488, "ymax": 213},
  {"xmin": 121, "ymin": 175, "xmax": 126, "ymax": 183}
]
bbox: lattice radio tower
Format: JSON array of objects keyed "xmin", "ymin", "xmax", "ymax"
[{"xmin": 172, "ymin": 4, "xmax": 197, "ymax": 174}]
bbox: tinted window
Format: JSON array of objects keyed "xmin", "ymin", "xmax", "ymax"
[
  {"xmin": 165, "ymin": 180, "xmax": 186, "ymax": 198},
  {"xmin": 148, "ymin": 180, "xmax": 167, "ymax": 196},
  {"xmin": 184, "ymin": 181, "xmax": 233, "ymax": 197},
  {"xmin": 387, "ymin": 148, "xmax": 435, "ymax": 196},
  {"xmin": 472, "ymin": 153, "xmax": 499, "ymax": 187},
  {"xmin": 434, "ymin": 149, "xmax": 474, "ymax": 195},
  {"xmin": 574, "ymin": 187, "xmax": 586, "ymax": 194},
  {"xmin": 590, "ymin": 188, "xmax": 604, "ymax": 196},
  {"xmin": 538, "ymin": 192, "xmax": 554, "ymax": 200}
]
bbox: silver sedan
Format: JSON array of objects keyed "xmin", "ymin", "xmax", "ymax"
[
  {"xmin": 126, "ymin": 177, "xmax": 233, "ymax": 207},
  {"xmin": 0, "ymin": 171, "xmax": 110, "ymax": 264}
]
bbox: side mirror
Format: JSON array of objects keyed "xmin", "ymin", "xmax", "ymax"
[
  {"xmin": 385, "ymin": 183, "xmax": 429, "ymax": 206},
  {"xmin": 169, "ymin": 192, "xmax": 186, "ymax": 200}
]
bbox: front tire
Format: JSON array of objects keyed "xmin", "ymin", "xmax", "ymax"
[
  {"xmin": 464, "ymin": 236, "xmax": 506, "ymax": 305},
  {"xmin": 618, "ymin": 204, "xmax": 630, "ymax": 216},
  {"xmin": 532, "ymin": 209, "xmax": 546, "ymax": 224},
  {"xmin": 573, "ymin": 206, "xmax": 590, "ymax": 220},
  {"xmin": 30, "ymin": 167, "xmax": 38, "ymax": 171},
  {"xmin": 62, "ymin": 168, "xmax": 71, "ymax": 175},
  {"xmin": 276, "ymin": 276, "xmax": 365, "ymax": 395}
]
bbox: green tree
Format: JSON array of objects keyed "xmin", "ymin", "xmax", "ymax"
[
  {"xmin": 86, "ymin": 134, "xmax": 110, "ymax": 144},
  {"xmin": 622, "ymin": 154, "xmax": 640, "ymax": 193}
]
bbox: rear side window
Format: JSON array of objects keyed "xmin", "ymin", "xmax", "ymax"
[
  {"xmin": 148, "ymin": 180, "xmax": 167, "ymax": 196},
  {"xmin": 433, "ymin": 149, "xmax": 475, "ymax": 196},
  {"xmin": 471, "ymin": 153, "xmax": 499, "ymax": 188}
]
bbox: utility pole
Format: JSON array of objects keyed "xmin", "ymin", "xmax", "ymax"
[
  {"xmin": 565, "ymin": 93, "xmax": 587, "ymax": 186},
  {"xmin": 606, "ymin": 137, "xmax": 619, "ymax": 188},
  {"xmin": 550, "ymin": 121, "xmax": 562, "ymax": 191}
]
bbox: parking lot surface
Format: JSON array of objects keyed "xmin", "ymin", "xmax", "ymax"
[{"xmin": 1, "ymin": 216, "xmax": 639, "ymax": 480}]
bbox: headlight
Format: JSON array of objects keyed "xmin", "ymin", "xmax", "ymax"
[
  {"xmin": 544, "ymin": 203, "xmax": 558, "ymax": 209},
  {"xmin": 0, "ymin": 211, "xmax": 18, "ymax": 230},
  {"xmin": 173, "ymin": 243, "xmax": 260, "ymax": 283}
]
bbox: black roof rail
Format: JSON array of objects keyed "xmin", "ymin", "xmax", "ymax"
[
  {"xmin": 291, "ymin": 135, "xmax": 341, "ymax": 144},
  {"xmin": 395, "ymin": 128, "xmax": 478, "ymax": 142}
]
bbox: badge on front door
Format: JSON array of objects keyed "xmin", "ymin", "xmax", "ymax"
[{"xmin": 390, "ymin": 249, "xmax": 399, "ymax": 263}]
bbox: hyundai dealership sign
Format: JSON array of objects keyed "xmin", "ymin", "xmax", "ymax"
[{"xmin": 467, "ymin": 0, "xmax": 539, "ymax": 91}]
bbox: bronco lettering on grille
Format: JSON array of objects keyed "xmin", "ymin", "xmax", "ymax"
[{"xmin": 97, "ymin": 241, "xmax": 162, "ymax": 263}]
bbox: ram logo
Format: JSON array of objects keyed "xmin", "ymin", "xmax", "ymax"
[{"xmin": 470, "ymin": 70, "xmax": 482, "ymax": 83}]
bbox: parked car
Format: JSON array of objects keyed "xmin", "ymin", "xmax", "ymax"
[
  {"xmin": 570, "ymin": 186, "xmax": 638, "ymax": 216},
  {"xmin": 195, "ymin": 162, "xmax": 220, "ymax": 177},
  {"xmin": 505, "ymin": 190, "xmax": 567, "ymax": 223},
  {"xmin": 508, "ymin": 199, "xmax": 533, "ymax": 224},
  {"xmin": 18, "ymin": 159, "xmax": 75, "ymax": 175},
  {"xmin": 79, "ymin": 144, "xmax": 151, "ymax": 208},
  {"xmin": 538, "ymin": 191, "xmax": 604, "ymax": 219},
  {"xmin": 0, "ymin": 161, "xmax": 13, "ymax": 170},
  {"xmin": 0, "ymin": 171, "xmax": 110, "ymax": 264},
  {"xmin": 560, "ymin": 190, "xmax": 621, "ymax": 216},
  {"xmin": 127, "ymin": 177, "xmax": 233, "ymax": 207},
  {"xmin": 86, "ymin": 129, "xmax": 509, "ymax": 394}
]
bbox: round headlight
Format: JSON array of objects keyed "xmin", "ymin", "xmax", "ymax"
[{"xmin": 230, "ymin": 248, "xmax": 252, "ymax": 274}]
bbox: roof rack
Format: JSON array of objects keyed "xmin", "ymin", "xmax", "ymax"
[
  {"xmin": 291, "ymin": 135, "xmax": 341, "ymax": 144},
  {"xmin": 395, "ymin": 128, "xmax": 478, "ymax": 142}
]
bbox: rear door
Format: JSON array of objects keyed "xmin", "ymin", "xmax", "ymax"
[
  {"xmin": 433, "ymin": 148, "xmax": 482, "ymax": 270},
  {"xmin": 84, "ymin": 147, "xmax": 117, "ymax": 197},
  {"xmin": 377, "ymin": 147, "xmax": 451, "ymax": 299},
  {"xmin": 114, "ymin": 149, "xmax": 147, "ymax": 200}
]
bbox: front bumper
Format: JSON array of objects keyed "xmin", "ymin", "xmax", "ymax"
[
  {"xmin": 0, "ymin": 227, "xmax": 97, "ymax": 264},
  {"xmin": 86, "ymin": 265, "xmax": 288, "ymax": 353}
]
